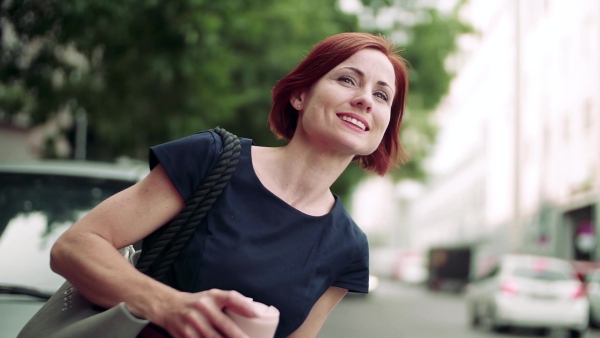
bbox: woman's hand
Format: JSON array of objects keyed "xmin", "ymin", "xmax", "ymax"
[{"xmin": 153, "ymin": 289, "xmax": 256, "ymax": 338}]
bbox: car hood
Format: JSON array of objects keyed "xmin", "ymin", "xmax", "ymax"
[{"xmin": 0, "ymin": 295, "xmax": 45, "ymax": 337}]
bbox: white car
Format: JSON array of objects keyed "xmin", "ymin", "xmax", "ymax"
[
  {"xmin": 587, "ymin": 268, "xmax": 600, "ymax": 328},
  {"xmin": 0, "ymin": 160, "xmax": 147, "ymax": 337},
  {"xmin": 466, "ymin": 254, "xmax": 588, "ymax": 337}
]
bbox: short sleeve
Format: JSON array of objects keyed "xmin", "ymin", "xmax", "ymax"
[
  {"xmin": 332, "ymin": 238, "xmax": 370, "ymax": 293},
  {"xmin": 149, "ymin": 130, "xmax": 222, "ymax": 202}
]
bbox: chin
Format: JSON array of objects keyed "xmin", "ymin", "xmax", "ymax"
[
  {"xmin": 351, "ymin": 146, "xmax": 378, "ymax": 158},
  {"xmin": 357, "ymin": 142, "xmax": 380, "ymax": 156},
  {"xmin": 329, "ymin": 132, "xmax": 379, "ymax": 156}
]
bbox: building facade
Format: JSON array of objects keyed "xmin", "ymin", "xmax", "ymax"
[{"xmin": 400, "ymin": 0, "xmax": 600, "ymax": 265}]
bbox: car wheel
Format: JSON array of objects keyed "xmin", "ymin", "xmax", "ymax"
[
  {"xmin": 590, "ymin": 309, "xmax": 600, "ymax": 329},
  {"xmin": 469, "ymin": 304, "xmax": 480, "ymax": 328},
  {"xmin": 491, "ymin": 324, "xmax": 510, "ymax": 333},
  {"xmin": 489, "ymin": 305, "xmax": 509, "ymax": 333},
  {"xmin": 568, "ymin": 329, "xmax": 586, "ymax": 338},
  {"xmin": 470, "ymin": 314, "xmax": 480, "ymax": 328}
]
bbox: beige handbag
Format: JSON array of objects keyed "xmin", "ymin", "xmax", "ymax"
[{"xmin": 18, "ymin": 246, "xmax": 148, "ymax": 338}]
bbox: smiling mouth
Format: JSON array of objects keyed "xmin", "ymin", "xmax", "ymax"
[{"xmin": 339, "ymin": 115, "xmax": 368, "ymax": 131}]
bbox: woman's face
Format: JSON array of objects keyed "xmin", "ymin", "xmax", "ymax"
[{"xmin": 294, "ymin": 49, "xmax": 396, "ymax": 157}]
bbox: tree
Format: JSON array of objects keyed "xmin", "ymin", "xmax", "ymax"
[
  {"xmin": 1, "ymin": 0, "xmax": 471, "ymax": 201},
  {"xmin": 1, "ymin": 0, "xmax": 357, "ymax": 155}
]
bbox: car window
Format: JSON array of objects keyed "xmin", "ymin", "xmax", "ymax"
[
  {"xmin": 589, "ymin": 270, "xmax": 600, "ymax": 282},
  {"xmin": 512, "ymin": 267, "xmax": 572, "ymax": 281},
  {"xmin": 0, "ymin": 172, "xmax": 135, "ymax": 292}
]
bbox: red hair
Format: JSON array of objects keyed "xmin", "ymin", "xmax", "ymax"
[{"xmin": 269, "ymin": 32, "xmax": 409, "ymax": 175}]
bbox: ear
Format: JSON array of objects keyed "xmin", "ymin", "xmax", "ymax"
[{"xmin": 290, "ymin": 91, "xmax": 305, "ymax": 110}]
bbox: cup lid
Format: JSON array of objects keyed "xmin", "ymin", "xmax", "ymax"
[{"xmin": 250, "ymin": 302, "xmax": 280, "ymax": 319}]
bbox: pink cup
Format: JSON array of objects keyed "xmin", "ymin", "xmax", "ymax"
[{"xmin": 225, "ymin": 301, "xmax": 279, "ymax": 338}]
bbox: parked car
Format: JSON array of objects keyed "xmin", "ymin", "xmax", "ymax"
[
  {"xmin": 466, "ymin": 254, "xmax": 588, "ymax": 337},
  {"xmin": 587, "ymin": 267, "xmax": 600, "ymax": 328},
  {"xmin": 0, "ymin": 160, "xmax": 148, "ymax": 337}
]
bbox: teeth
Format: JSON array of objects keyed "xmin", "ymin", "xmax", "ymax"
[{"xmin": 340, "ymin": 116, "xmax": 366, "ymax": 130}]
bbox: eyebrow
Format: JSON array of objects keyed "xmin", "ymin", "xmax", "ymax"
[{"xmin": 342, "ymin": 66, "xmax": 394, "ymax": 92}]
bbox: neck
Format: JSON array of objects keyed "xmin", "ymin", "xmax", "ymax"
[
  {"xmin": 280, "ymin": 135, "xmax": 352, "ymax": 185},
  {"xmin": 252, "ymin": 139, "xmax": 353, "ymax": 216}
]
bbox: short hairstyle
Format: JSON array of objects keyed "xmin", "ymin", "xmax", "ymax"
[{"xmin": 269, "ymin": 32, "xmax": 409, "ymax": 176}]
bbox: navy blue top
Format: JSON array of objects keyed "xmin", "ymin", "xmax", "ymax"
[{"xmin": 146, "ymin": 130, "xmax": 369, "ymax": 337}]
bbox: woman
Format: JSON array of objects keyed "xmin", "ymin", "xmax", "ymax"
[{"xmin": 50, "ymin": 32, "xmax": 409, "ymax": 338}]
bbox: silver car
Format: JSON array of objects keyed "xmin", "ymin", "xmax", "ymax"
[
  {"xmin": 0, "ymin": 160, "xmax": 147, "ymax": 337},
  {"xmin": 466, "ymin": 254, "xmax": 589, "ymax": 337}
]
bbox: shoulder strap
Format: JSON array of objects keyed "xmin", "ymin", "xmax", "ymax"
[{"xmin": 135, "ymin": 127, "xmax": 241, "ymax": 283}]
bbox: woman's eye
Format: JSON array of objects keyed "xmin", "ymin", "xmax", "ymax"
[
  {"xmin": 375, "ymin": 91, "xmax": 389, "ymax": 101},
  {"xmin": 338, "ymin": 76, "xmax": 356, "ymax": 85}
]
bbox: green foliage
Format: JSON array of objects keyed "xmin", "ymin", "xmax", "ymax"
[
  {"xmin": 404, "ymin": 7, "xmax": 473, "ymax": 111},
  {"xmin": 2, "ymin": 0, "xmax": 358, "ymax": 156},
  {"xmin": 1, "ymin": 0, "xmax": 471, "ymax": 201}
]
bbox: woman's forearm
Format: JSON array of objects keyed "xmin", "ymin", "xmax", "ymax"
[{"xmin": 50, "ymin": 228, "xmax": 175, "ymax": 321}]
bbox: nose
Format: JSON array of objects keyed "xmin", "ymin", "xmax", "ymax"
[{"xmin": 351, "ymin": 90, "xmax": 372, "ymax": 113}]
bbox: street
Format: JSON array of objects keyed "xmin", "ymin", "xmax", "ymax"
[{"xmin": 318, "ymin": 279, "xmax": 600, "ymax": 338}]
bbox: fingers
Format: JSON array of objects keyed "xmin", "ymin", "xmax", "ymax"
[
  {"xmin": 184, "ymin": 312, "xmax": 223, "ymax": 338},
  {"xmin": 191, "ymin": 290, "xmax": 253, "ymax": 338},
  {"xmin": 158, "ymin": 289, "xmax": 254, "ymax": 338},
  {"xmin": 212, "ymin": 289, "xmax": 257, "ymax": 318}
]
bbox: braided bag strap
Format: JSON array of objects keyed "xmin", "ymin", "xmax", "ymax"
[{"xmin": 135, "ymin": 127, "xmax": 241, "ymax": 282}]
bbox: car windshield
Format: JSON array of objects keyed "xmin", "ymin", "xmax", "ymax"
[
  {"xmin": 512, "ymin": 268, "xmax": 571, "ymax": 281},
  {"xmin": 0, "ymin": 172, "xmax": 134, "ymax": 292}
]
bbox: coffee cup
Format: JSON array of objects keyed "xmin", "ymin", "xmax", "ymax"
[{"xmin": 225, "ymin": 301, "xmax": 279, "ymax": 338}]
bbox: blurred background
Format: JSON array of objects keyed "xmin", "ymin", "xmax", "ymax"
[{"xmin": 1, "ymin": 0, "xmax": 600, "ymax": 337}]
